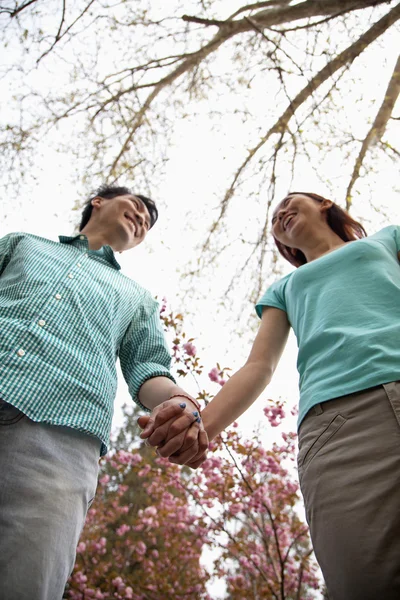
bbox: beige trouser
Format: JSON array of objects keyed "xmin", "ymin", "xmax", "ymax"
[{"xmin": 298, "ymin": 382, "xmax": 400, "ymax": 600}]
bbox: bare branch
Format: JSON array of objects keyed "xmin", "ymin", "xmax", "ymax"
[
  {"xmin": 107, "ymin": 0, "xmax": 396, "ymax": 176},
  {"xmin": 181, "ymin": 15, "xmax": 225, "ymax": 27},
  {"xmin": 202, "ymin": 2, "xmax": 400, "ymax": 251},
  {"xmin": 36, "ymin": 0, "xmax": 97, "ymax": 64},
  {"xmin": 55, "ymin": 0, "xmax": 67, "ymax": 41},
  {"xmin": 229, "ymin": 1, "xmax": 292, "ymax": 21},
  {"xmin": 380, "ymin": 140, "xmax": 400, "ymax": 160},
  {"xmin": 0, "ymin": 0, "xmax": 38, "ymax": 17},
  {"xmin": 248, "ymin": 0, "xmax": 395, "ymax": 29},
  {"xmin": 346, "ymin": 53, "xmax": 400, "ymax": 208}
]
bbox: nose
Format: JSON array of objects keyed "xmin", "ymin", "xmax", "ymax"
[
  {"xmin": 277, "ymin": 207, "xmax": 287, "ymax": 221},
  {"xmin": 132, "ymin": 207, "xmax": 143, "ymax": 227}
]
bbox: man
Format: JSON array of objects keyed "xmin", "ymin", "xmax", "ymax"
[{"xmin": 0, "ymin": 185, "xmax": 208, "ymax": 600}]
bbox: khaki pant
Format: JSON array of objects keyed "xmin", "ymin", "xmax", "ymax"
[{"xmin": 298, "ymin": 382, "xmax": 400, "ymax": 600}]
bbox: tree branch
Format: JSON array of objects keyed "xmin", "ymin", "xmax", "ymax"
[
  {"xmin": 36, "ymin": 0, "xmax": 97, "ymax": 64},
  {"xmin": 202, "ymin": 2, "xmax": 400, "ymax": 251},
  {"xmin": 229, "ymin": 1, "xmax": 292, "ymax": 22},
  {"xmin": 181, "ymin": 15, "xmax": 226, "ymax": 27},
  {"xmin": 107, "ymin": 0, "xmax": 395, "ymax": 177},
  {"xmin": 345, "ymin": 52, "xmax": 400, "ymax": 208},
  {"xmin": 0, "ymin": 0, "xmax": 38, "ymax": 17}
]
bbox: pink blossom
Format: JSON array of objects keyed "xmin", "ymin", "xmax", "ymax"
[
  {"xmin": 263, "ymin": 402, "xmax": 285, "ymax": 427},
  {"xmin": 138, "ymin": 464, "xmax": 151, "ymax": 477},
  {"xmin": 144, "ymin": 506, "xmax": 157, "ymax": 517},
  {"xmin": 99, "ymin": 474, "xmax": 110, "ymax": 485},
  {"xmin": 208, "ymin": 367, "xmax": 219, "ymax": 382},
  {"xmin": 135, "ymin": 541, "xmax": 147, "ymax": 556},
  {"xmin": 131, "ymin": 453, "xmax": 143, "ymax": 466},
  {"xmin": 116, "ymin": 524, "xmax": 130, "ymax": 536},
  {"xmin": 182, "ymin": 342, "xmax": 197, "ymax": 356},
  {"xmin": 74, "ymin": 571, "xmax": 87, "ymax": 584}
]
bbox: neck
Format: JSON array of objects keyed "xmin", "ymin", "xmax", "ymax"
[
  {"xmin": 80, "ymin": 225, "xmax": 112, "ymax": 251},
  {"xmin": 298, "ymin": 227, "xmax": 346, "ymax": 263}
]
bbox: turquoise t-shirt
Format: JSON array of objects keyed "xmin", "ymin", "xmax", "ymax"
[{"xmin": 255, "ymin": 226, "xmax": 400, "ymax": 428}]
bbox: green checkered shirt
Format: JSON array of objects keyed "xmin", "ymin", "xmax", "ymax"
[{"xmin": 0, "ymin": 232, "xmax": 174, "ymax": 455}]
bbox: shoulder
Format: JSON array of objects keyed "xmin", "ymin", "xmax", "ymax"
[
  {"xmin": 255, "ymin": 272, "xmax": 294, "ymax": 319},
  {"xmin": 4, "ymin": 232, "xmax": 57, "ymax": 247},
  {"xmin": 366, "ymin": 225, "xmax": 400, "ymax": 249},
  {"xmin": 1, "ymin": 231, "xmax": 28, "ymax": 242},
  {"xmin": 123, "ymin": 280, "xmax": 159, "ymax": 318},
  {"xmin": 369, "ymin": 225, "xmax": 399, "ymax": 239},
  {"xmin": 0, "ymin": 231, "xmax": 29, "ymax": 250}
]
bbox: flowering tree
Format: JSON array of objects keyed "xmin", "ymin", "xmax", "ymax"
[
  {"xmin": 65, "ymin": 307, "xmax": 321, "ymax": 599},
  {"xmin": 65, "ymin": 442, "xmax": 212, "ymax": 600}
]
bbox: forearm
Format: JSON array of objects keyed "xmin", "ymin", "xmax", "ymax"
[
  {"xmin": 201, "ymin": 361, "xmax": 272, "ymax": 441},
  {"xmin": 138, "ymin": 376, "xmax": 196, "ymax": 411}
]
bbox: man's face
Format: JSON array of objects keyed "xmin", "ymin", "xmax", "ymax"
[{"xmin": 92, "ymin": 194, "xmax": 152, "ymax": 252}]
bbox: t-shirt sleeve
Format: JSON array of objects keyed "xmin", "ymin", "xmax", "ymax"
[
  {"xmin": 392, "ymin": 225, "xmax": 400, "ymax": 254},
  {"xmin": 255, "ymin": 276, "xmax": 289, "ymax": 319}
]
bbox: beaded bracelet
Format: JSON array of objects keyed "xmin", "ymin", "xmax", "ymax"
[{"xmin": 169, "ymin": 394, "xmax": 201, "ymax": 412}]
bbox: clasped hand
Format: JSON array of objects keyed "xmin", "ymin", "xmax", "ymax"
[{"xmin": 137, "ymin": 397, "xmax": 209, "ymax": 468}]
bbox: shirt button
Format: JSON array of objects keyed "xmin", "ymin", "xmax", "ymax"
[
  {"xmin": 17, "ymin": 349, "xmax": 25, "ymax": 357},
  {"xmin": 55, "ymin": 293, "xmax": 62, "ymax": 300},
  {"xmin": 38, "ymin": 319, "xmax": 46, "ymax": 327},
  {"xmin": 68, "ymin": 273, "xmax": 74, "ymax": 279},
  {"xmin": 79, "ymin": 235, "xmax": 85, "ymax": 240},
  {"xmin": 77, "ymin": 263, "xmax": 82, "ymax": 268}
]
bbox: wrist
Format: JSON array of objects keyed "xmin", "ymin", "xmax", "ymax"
[
  {"xmin": 169, "ymin": 393, "xmax": 201, "ymax": 412},
  {"xmin": 200, "ymin": 410, "xmax": 215, "ymax": 440}
]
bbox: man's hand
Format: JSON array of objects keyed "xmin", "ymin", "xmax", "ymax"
[
  {"xmin": 138, "ymin": 396, "xmax": 209, "ymax": 465},
  {"xmin": 169, "ymin": 443, "xmax": 209, "ymax": 469}
]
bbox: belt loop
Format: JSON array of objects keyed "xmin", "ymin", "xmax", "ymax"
[{"xmin": 313, "ymin": 403, "xmax": 323, "ymax": 415}]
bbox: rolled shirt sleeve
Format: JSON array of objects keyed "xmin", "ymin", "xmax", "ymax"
[
  {"xmin": 119, "ymin": 292, "xmax": 176, "ymax": 412},
  {"xmin": 0, "ymin": 234, "xmax": 13, "ymax": 276}
]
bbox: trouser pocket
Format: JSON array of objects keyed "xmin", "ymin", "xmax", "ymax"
[
  {"xmin": 297, "ymin": 412, "xmax": 347, "ymax": 476},
  {"xmin": 0, "ymin": 398, "xmax": 25, "ymax": 425}
]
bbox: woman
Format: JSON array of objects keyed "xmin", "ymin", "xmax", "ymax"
[{"xmin": 140, "ymin": 192, "xmax": 400, "ymax": 600}]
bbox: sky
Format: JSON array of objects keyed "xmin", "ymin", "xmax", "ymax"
[{"xmin": 1, "ymin": 2, "xmax": 400, "ymax": 598}]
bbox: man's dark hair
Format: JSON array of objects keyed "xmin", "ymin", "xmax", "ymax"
[{"xmin": 79, "ymin": 184, "xmax": 158, "ymax": 231}]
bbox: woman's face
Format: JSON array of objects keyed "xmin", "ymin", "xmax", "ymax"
[{"xmin": 271, "ymin": 193, "xmax": 329, "ymax": 247}]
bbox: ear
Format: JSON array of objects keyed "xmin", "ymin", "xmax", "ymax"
[
  {"xmin": 91, "ymin": 196, "xmax": 103, "ymax": 210},
  {"xmin": 320, "ymin": 199, "xmax": 333, "ymax": 213}
]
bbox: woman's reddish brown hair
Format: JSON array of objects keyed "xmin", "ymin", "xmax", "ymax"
[{"xmin": 274, "ymin": 192, "xmax": 367, "ymax": 268}]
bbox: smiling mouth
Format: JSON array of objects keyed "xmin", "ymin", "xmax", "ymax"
[
  {"xmin": 283, "ymin": 213, "xmax": 296, "ymax": 231},
  {"xmin": 124, "ymin": 213, "xmax": 136, "ymax": 232}
]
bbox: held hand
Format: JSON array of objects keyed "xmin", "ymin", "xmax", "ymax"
[
  {"xmin": 139, "ymin": 396, "xmax": 201, "ymax": 446},
  {"xmin": 160, "ymin": 426, "xmax": 209, "ymax": 465},
  {"xmin": 138, "ymin": 396, "xmax": 209, "ymax": 464},
  {"xmin": 168, "ymin": 435, "xmax": 209, "ymax": 469}
]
